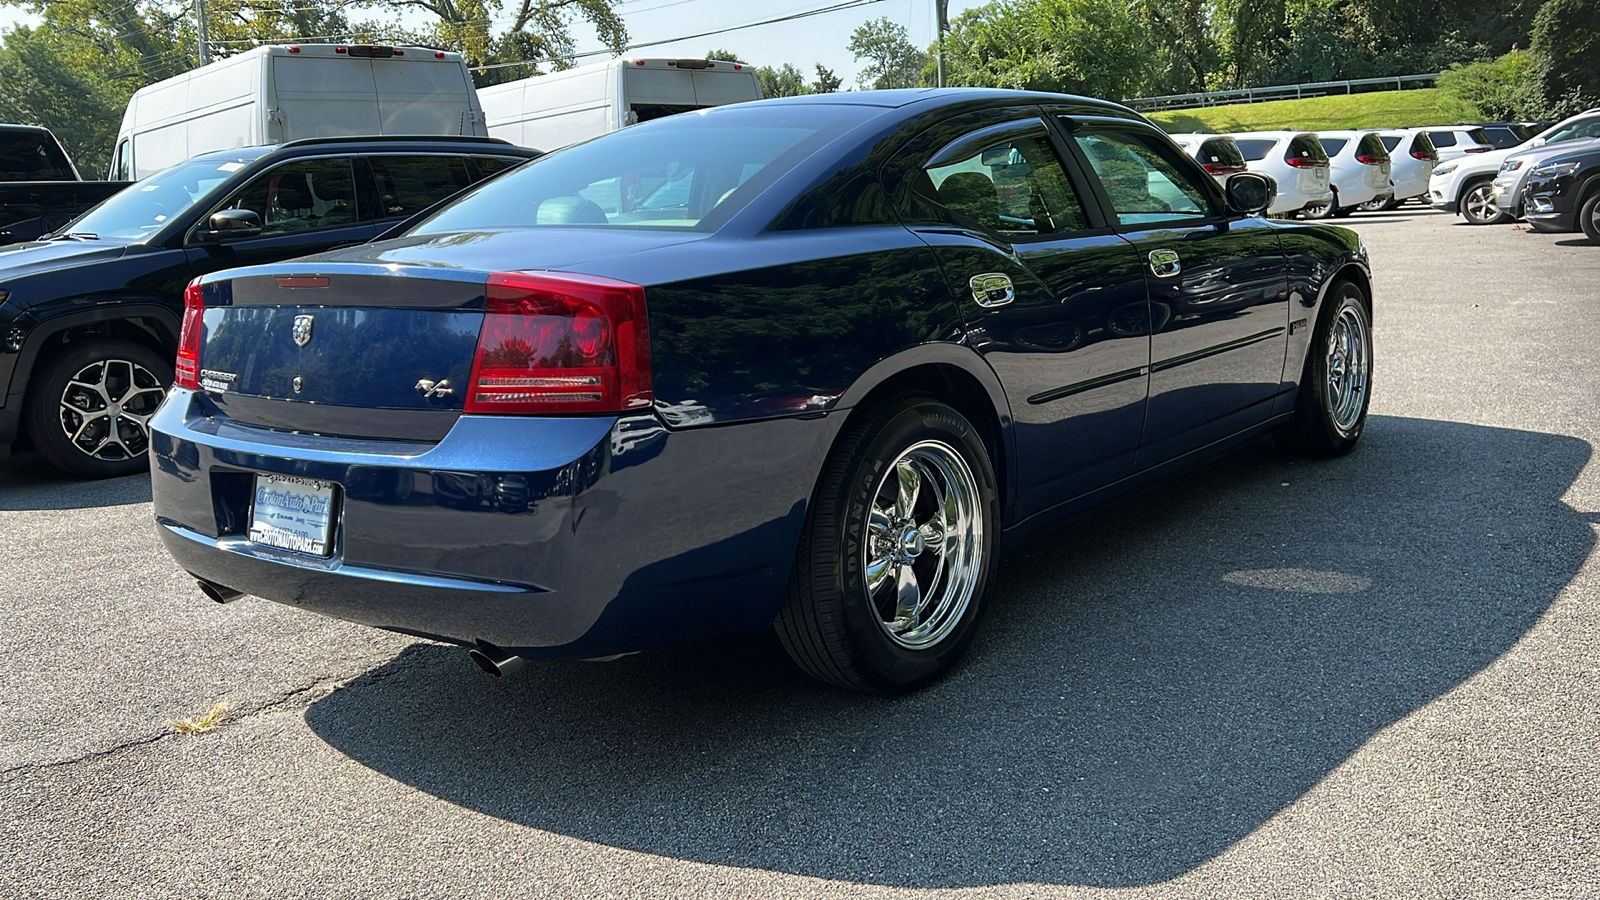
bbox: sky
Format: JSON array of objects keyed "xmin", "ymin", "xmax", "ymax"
[{"xmin": 0, "ymin": 0, "xmax": 988, "ymax": 88}]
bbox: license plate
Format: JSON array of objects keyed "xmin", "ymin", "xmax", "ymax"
[{"xmin": 249, "ymin": 474, "xmax": 337, "ymax": 557}]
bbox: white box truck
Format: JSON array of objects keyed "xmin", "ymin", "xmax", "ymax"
[
  {"xmin": 477, "ymin": 57, "xmax": 763, "ymax": 151},
  {"xmin": 110, "ymin": 44, "xmax": 488, "ymax": 180}
]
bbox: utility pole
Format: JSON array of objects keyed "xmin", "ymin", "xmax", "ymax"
[
  {"xmin": 195, "ymin": 0, "xmax": 211, "ymax": 65},
  {"xmin": 936, "ymin": 0, "xmax": 949, "ymax": 88}
]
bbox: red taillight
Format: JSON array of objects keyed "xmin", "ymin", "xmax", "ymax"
[
  {"xmin": 1203, "ymin": 163, "xmax": 1247, "ymax": 175},
  {"xmin": 175, "ymin": 278, "xmax": 204, "ymax": 390},
  {"xmin": 465, "ymin": 272, "xmax": 651, "ymax": 415},
  {"xmin": 435, "ymin": 51, "xmax": 446, "ymax": 59},
  {"xmin": 1411, "ymin": 149, "xmax": 1437, "ymax": 161},
  {"xmin": 1355, "ymin": 154, "xmax": 1385, "ymax": 165},
  {"xmin": 1285, "ymin": 156, "xmax": 1325, "ymax": 169},
  {"xmin": 335, "ymin": 46, "xmax": 347, "ymax": 54}
]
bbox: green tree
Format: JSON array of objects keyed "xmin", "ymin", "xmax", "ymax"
[
  {"xmin": 848, "ymin": 16, "xmax": 928, "ymax": 89},
  {"xmin": 756, "ymin": 62, "xmax": 810, "ymax": 98},
  {"xmin": 1437, "ymin": 50, "xmax": 1536, "ymax": 120},
  {"xmin": 939, "ymin": 0, "xmax": 1158, "ymax": 100},
  {"xmin": 704, "ymin": 47, "xmax": 746, "ymax": 63},
  {"xmin": 1527, "ymin": 0, "xmax": 1600, "ymax": 117},
  {"xmin": 1135, "ymin": 0, "xmax": 1217, "ymax": 94},
  {"xmin": 811, "ymin": 63, "xmax": 841, "ymax": 94}
]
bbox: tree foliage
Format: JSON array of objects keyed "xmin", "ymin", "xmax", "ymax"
[
  {"xmin": 938, "ymin": 0, "xmax": 1156, "ymax": 99},
  {"xmin": 755, "ymin": 62, "xmax": 811, "ymax": 98},
  {"xmin": 1527, "ymin": 0, "xmax": 1600, "ymax": 117},
  {"xmin": 847, "ymin": 16, "xmax": 927, "ymax": 90}
]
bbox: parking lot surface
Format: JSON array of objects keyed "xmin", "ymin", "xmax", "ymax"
[{"xmin": 2, "ymin": 209, "xmax": 1597, "ymax": 898}]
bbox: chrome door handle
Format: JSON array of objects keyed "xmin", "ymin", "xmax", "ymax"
[
  {"xmin": 1148, "ymin": 248, "xmax": 1181, "ymax": 278},
  {"xmin": 969, "ymin": 273, "xmax": 1014, "ymax": 308}
]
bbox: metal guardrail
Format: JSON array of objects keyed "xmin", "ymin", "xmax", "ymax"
[{"xmin": 1126, "ymin": 74, "xmax": 1441, "ymax": 111}]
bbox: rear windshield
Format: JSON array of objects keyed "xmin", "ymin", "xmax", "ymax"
[
  {"xmin": 1356, "ymin": 134, "xmax": 1390, "ymax": 159},
  {"xmin": 410, "ymin": 105, "xmax": 876, "ymax": 234},
  {"xmin": 1198, "ymin": 138, "xmax": 1245, "ymax": 169},
  {"xmin": 1466, "ymin": 128, "xmax": 1492, "ymax": 148},
  {"xmin": 1233, "ymin": 139, "xmax": 1276, "ymax": 161},
  {"xmin": 1288, "ymin": 135, "xmax": 1329, "ymax": 163},
  {"xmin": 1412, "ymin": 132, "xmax": 1438, "ymax": 157},
  {"xmin": 1319, "ymin": 137, "xmax": 1349, "ymax": 156},
  {"xmin": 0, "ymin": 130, "xmax": 75, "ymax": 181}
]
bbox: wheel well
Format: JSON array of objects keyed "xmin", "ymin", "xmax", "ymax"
[
  {"xmin": 845, "ymin": 363, "xmax": 1009, "ymax": 518},
  {"xmin": 1333, "ymin": 264, "xmax": 1373, "ymax": 314},
  {"xmin": 21, "ymin": 316, "xmax": 176, "ymax": 404}
]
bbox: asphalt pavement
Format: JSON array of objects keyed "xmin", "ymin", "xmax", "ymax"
[{"xmin": 1, "ymin": 209, "xmax": 1597, "ymax": 898}]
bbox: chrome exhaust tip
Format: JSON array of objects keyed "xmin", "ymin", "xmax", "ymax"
[
  {"xmin": 196, "ymin": 578, "xmax": 244, "ymax": 604},
  {"xmin": 468, "ymin": 640, "xmax": 525, "ymax": 678}
]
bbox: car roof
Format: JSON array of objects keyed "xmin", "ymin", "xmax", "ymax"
[
  {"xmin": 1225, "ymin": 131, "xmax": 1309, "ymax": 140},
  {"xmin": 754, "ymin": 87, "xmax": 1145, "ymax": 119}
]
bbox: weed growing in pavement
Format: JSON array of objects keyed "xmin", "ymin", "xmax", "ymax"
[{"xmin": 167, "ymin": 701, "xmax": 230, "ymax": 734}]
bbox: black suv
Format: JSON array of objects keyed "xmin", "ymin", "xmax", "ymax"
[
  {"xmin": 1523, "ymin": 143, "xmax": 1600, "ymax": 242},
  {"xmin": 0, "ymin": 136, "xmax": 537, "ymax": 477}
]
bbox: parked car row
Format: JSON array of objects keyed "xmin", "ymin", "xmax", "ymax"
[{"xmin": 1431, "ymin": 108, "xmax": 1600, "ymax": 226}]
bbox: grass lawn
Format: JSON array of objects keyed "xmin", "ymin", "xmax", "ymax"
[{"xmin": 1146, "ymin": 89, "xmax": 1480, "ymax": 134}]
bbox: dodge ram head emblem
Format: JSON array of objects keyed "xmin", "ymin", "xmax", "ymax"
[{"xmin": 292, "ymin": 315, "xmax": 314, "ymax": 347}]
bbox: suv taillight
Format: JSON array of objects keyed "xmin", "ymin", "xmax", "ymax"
[
  {"xmin": 1203, "ymin": 163, "xmax": 1247, "ymax": 175},
  {"xmin": 1411, "ymin": 149, "xmax": 1437, "ymax": 161},
  {"xmin": 465, "ymin": 271, "xmax": 651, "ymax": 415},
  {"xmin": 175, "ymin": 278, "xmax": 204, "ymax": 390},
  {"xmin": 1355, "ymin": 154, "xmax": 1385, "ymax": 165},
  {"xmin": 1285, "ymin": 156, "xmax": 1325, "ymax": 169}
]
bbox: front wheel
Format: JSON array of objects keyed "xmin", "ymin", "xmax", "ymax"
[
  {"xmin": 26, "ymin": 339, "xmax": 172, "ymax": 479},
  {"xmin": 1579, "ymin": 191, "xmax": 1600, "ymax": 243},
  {"xmin": 1278, "ymin": 283, "xmax": 1373, "ymax": 458},
  {"xmin": 776, "ymin": 398, "xmax": 999, "ymax": 693},
  {"xmin": 1461, "ymin": 181, "xmax": 1511, "ymax": 225}
]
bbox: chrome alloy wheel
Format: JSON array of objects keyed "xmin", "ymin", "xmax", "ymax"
[
  {"xmin": 57, "ymin": 358, "xmax": 166, "ymax": 461},
  {"xmin": 1462, "ymin": 183, "xmax": 1500, "ymax": 224},
  {"xmin": 1325, "ymin": 305, "xmax": 1371, "ymax": 435},
  {"xmin": 863, "ymin": 440, "xmax": 983, "ymax": 650}
]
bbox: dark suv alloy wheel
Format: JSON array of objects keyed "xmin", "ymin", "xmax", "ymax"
[
  {"xmin": 1580, "ymin": 191, "xmax": 1600, "ymax": 243},
  {"xmin": 25, "ymin": 339, "xmax": 172, "ymax": 479},
  {"xmin": 777, "ymin": 397, "xmax": 999, "ymax": 694}
]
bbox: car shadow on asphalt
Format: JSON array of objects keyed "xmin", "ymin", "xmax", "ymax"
[
  {"xmin": 1553, "ymin": 238, "xmax": 1595, "ymax": 248},
  {"xmin": 0, "ymin": 453, "xmax": 152, "ymax": 509},
  {"xmin": 303, "ymin": 415, "xmax": 1596, "ymax": 889}
]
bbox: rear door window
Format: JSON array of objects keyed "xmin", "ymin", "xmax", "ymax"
[
  {"xmin": 470, "ymin": 155, "xmax": 528, "ymax": 180},
  {"xmin": 214, "ymin": 157, "xmax": 358, "ymax": 236},
  {"xmin": 1073, "ymin": 128, "xmax": 1215, "ymax": 227},
  {"xmin": 366, "ymin": 155, "xmax": 474, "ymax": 220},
  {"xmin": 1287, "ymin": 135, "xmax": 1329, "ymax": 164}
]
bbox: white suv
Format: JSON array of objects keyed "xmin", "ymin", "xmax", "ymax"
[
  {"xmin": 1315, "ymin": 131, "xmax": 1393, "ymax": 216},
  {"xmin": 1430, "ymin": 109, "xmax": 1600, "ymax": 225},
  {"xmin": 1416, "ymin": 126, "xmax": 1496, "ymax": 162},
  {"xmin": 1226, "ymin": 131, "xmax": 1332, "ymax": 216},
  {"xmin": 1367, "ymin": 129, "xmax": 1439, "ymax": 210}
]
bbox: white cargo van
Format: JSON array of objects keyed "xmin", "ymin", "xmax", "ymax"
[
  {"xmin": 478, "ymin": 57, "xmax": 763, "ymax": 151},
  {"xmin": 110, "ymin": 44, "xmax": 487, "ymax": 180}
]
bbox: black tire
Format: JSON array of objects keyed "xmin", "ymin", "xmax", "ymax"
[
  {"xmin": 1460, "ymin": 179, "xmax": 1511, "ymax": 225},
  {"xmin": 26, "ymin": 339, "xmax": 172, "ymax": 479},
  {"xmin": 1579, "ymin": 191, "xmax": 1600, "ymax": 244},
  {"xmin": 776, "ymin": 397, "xmax": 1000, "ymax": 694},
  {"xmin": 1278, "ymin": 282, "xmax": 1372, "ymax": 458},
  {"xmin": 1356, "ymin": 196, "xmax": 1397, "ymax": 212}
]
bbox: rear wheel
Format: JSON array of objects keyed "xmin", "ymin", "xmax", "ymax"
[
  {"xmin": 1579, "ymin": 191, "xmax": 1600, "ymax": 243},
  {"xmin": 1302, "ymin": 190, "xmax": 1336, "ymax": 220},
  {"xmin": 1356, "ymin": 196, "xmax": 1397, "ymax": 212},
  {"xmin": 26, "ymin": 339, "xmax": 171, "ymax": 479},
  {"xmin": 1460, "ymin": 180, "xmax": 1510, "ymax": 225},
  {"xmin": 776, "ymin": 398, "xmax": 999, "ymax": 694},
  {"xmin": 1278, "ymin": 282, "xmax": 1372, "ymax": 458}
]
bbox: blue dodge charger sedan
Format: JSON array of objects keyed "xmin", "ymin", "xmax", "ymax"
[{"xmin": 149, "ymin": 89, "xmax": 1373, "ymax": 693}]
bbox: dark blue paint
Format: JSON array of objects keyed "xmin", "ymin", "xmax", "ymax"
[{"xmin": 149, "ymin": 90, "xmax": 1370, "ymax": 661}]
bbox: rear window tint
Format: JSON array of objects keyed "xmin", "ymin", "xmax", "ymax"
[
  {"xmin": 0, "ymin": 130, "xmax": 75, "ymax": 181},
  {"xmin": 1380, "ymin": 136, "xmax": 1401, "ymax": 152},
  {"xmin": 1319, "ymin": 137, "xmax": 1348, "ymax": 156},
  {"xmin": 472, "ymin": 155, "xmax": 528, "ymax": 179},
  {"xmin": 411, "ymin": 105, "xmax": 874, "ymax": 233},
  {"xmin": 1287, "ymin": 135, "xmax": 1328, "ymax": 163},
  {"xmin": 1428, "ymin": 130, "xmax": 1458, "ymax": 147},
  {"xmin": 1198, "ymin": 138, "xmax": 1245, "ymax": 169},
  {"xmin": 1233, "ymin": 139, "xmax": 1276, "ymax": 161},
  {"xmin": 1356, "ymin": 134, "xmax": 1389, "ymax": 159},
  {"xmin": 1466, "ymin": 128, "xmax": 1492, "ymax": 147}
]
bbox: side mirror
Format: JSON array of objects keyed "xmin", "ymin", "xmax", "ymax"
[
  {"xmin": 1224, "ymin": 172, "xmax": 1276, "ymax": 216},
  {"xmin": 194, "ymin": 209, "xmax": 262, "ymax": 243}
]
